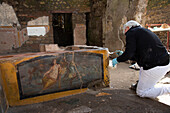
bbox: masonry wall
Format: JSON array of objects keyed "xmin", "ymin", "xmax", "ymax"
[
  {"xmin": 87, "ymin": 0, "xmax": 107, "ymax": 47},
  {"xmin": 0, "ymin": 0, "xmax": 90, "ymax": 54},
  {"xmin": 101, "ymin": 0, "xmax": 169, "ymax": 52},
  {"xmin": 146, "ymin": 0, "xmax": 170, "ymax": 47},
  {"xmin": 86, "ymin": 0, "xmax": 149, "ymax": 51},
  {"xmin": 103, "ymin": 0, "xmax": 148, "ymax": 52},
  {"xmin": 146, "ymin": 0, "xmax": 170, "ymax": 24},
  {"xmin": 1, "ymin": 0, "xmax": 90, "ymax": 28},
  {"xmin": 0, "ymin": 0, "xmax": 169, "ymax": 54}
]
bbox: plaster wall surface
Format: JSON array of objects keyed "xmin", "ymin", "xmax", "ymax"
[
  {"xmin": 103, "ymin": 0, "xmax": 148, "ymax": 52},
  {"xmin": 74, "ymin": 24, "xmax": 86, "ymax": 45},
  {"xmin": 0, "ymin": 0, "xmax": 90, "ymax": 54},
  {"xmin": 0, "ymin": 27, "xmax": 29, "ymax": 54},
  {"xmin": 28, "ymin": 16, "xmax": 49, "ymax": 26},
  {"xmin": 0, "ymin": 3, "xmax": 20, "ymax": 26}
]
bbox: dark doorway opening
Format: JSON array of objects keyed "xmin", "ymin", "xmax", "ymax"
[
  {"xmin": 52, "ymin": 13, "xmax": 73, "ymax": 46},
  {"xmin": 86, "ymin": 13, "xmax": 90, "ymax": 45}
]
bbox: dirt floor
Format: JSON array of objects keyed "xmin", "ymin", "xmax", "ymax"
[{"xmin": 7, "ymin": 62, "xmax": 170, "ymax": 113}]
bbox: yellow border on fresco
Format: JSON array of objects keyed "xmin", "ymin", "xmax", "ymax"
[
  {"xmin": 0, "ymin": 55, "xmax": 87, "ymax": 106},
  {"xmin": 0, "ymin": 49, "xmax": 109, "ymax": 106},
  {"xmin": 84, "ymin": 49, "xmax": 110, "ymax": 86},
  {"xmin": 0, "ymin": 26, "xmax": 13, "ymax": 28}
]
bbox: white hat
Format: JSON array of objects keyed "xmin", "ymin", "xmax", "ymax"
[{"xmin": 123, "ymin": 20, "xmax": 141, "ymax": 34}]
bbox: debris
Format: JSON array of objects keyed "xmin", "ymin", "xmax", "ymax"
[
  {"xmin": 96, "ymin": 92, "xmax": 112, "ymax": 97},
  {"xmin": 85, "ymin": 89, "xmax": 100, "ymax": 95},
  {"xmin": 101, "ymin": 99, "xmax": 105, "ymax": 102},
  {"xmin": 161, "ymin": 23, "xmax": 170, "ymax": 29},
  {"xmin": 87, "ymin": 79, "xmax": 106, "ymax": 91}
]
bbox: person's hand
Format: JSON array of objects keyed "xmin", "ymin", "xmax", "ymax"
[
  {"xmin": 115, "ymin": 50, "xmax": 123, "ymax": 56},
  {"xmin": 112, "ymin": 58, "xmax": 118, "ymax": 67}
]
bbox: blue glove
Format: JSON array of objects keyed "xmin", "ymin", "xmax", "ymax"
[
  {"xmin": 112, "ymin": 58, "xmax": 118, "ymax": 67},
  {"xmin": 115, "ymin": 50, "xmax": 123, "ymax": 56}
]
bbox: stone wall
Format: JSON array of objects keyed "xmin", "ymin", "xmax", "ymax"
[
  {"xmin": 146, "ymin": 0, "xmax": 170, "ymax": 24},
  {"xmin": 0, "ymin": 0, "xmax": 90, "ymax": 54},
  {"xmin": 1, "ymin": 0, "xmax": 90, "ymax": 28},
  {"xmin": 87, "ymin": 0, "xmax": 149, "ymax": 51},
  {"xmin": 101, "ymin": 0, "xmax": 169, "ymax": 52},
  {"xmin": 72, "ymin": 13, "xmax": 87, "ymax": 45},
  {"xmin": 146, "ymin": 0, "xmax": 170, "ymax": 47},
  {"xmin": 103, "ymin": 0, "xmax": 148, "ymax": 52},
  {"xmin": 87, "ymin": 0, "xmax": 107, "ymax": 47},
  {"xmin": 0, "ymin": 0, "xmax": 169, "ymax": 54}
]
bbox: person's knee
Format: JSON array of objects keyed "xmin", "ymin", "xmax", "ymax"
[{"xmin": 136, "ymin": 88, "xmax": 158, "ymax": 99}]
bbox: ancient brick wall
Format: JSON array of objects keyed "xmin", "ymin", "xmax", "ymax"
[
  {"xmin": 87, "ymin": 0, "xmax": 149, "ymax": 51},
  {"xmin": 146, "ymin": 0, "xmax": 170, "ymax": 48},
  {"xmin": 87, "ymin": 0, "xmax": 107, "ymax": 47},
  {"xmin": 72, "ymin": 0, "xmax": 169, "ymax": 52},
  {"xmin": 0, "ymin": 0, "xmax": 90, "ymax": 54},
  {"xmin": 0, "ymin": 0, "xmax": 169, "ymax": 54},
  {"xmin": 72, "ymin": 13, "xmax": 87, "ymax": 45},
  {"xmin": 102, "ymin": 0, "xmax": 148, "ymax": 52},
  {"xmin": 1, "ymin": 0, "xmax": 90, "ymax": 28},
  {"xmin": 146, "ymin": 0, "xmax": 170, "ymax": 24}
]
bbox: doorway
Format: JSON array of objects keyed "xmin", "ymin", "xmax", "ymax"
[{"xmin": 52, "ymin": 13, "xmax": 73, "ymax": 46}]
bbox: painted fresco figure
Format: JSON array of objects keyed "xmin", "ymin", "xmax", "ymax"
[
  {"xmin": 27, "ymin": 63, "xmax": 45, "ymax": 86},
  {"xmin": 42, "ymin": 59, "xmax": 61, "ymax": 90}
]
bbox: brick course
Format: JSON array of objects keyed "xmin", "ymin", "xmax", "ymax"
[{"xmin": 0, "ymin": 0, "xmax": 90, "ymax": 53}]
